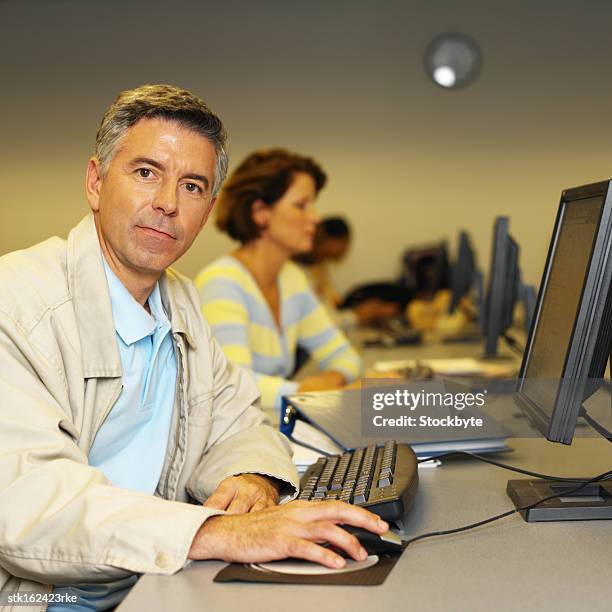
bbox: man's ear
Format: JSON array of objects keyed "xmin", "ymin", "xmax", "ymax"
[
  {"xmin": 85, "ymin": 157, "xmax": 103, "ymax": 213},
  {"xmin": 251, "ymin": 199, "xmax": 270, "ymax": 230}
]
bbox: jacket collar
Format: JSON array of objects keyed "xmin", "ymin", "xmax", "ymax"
[
  {"xmin": 67, "ymin": 215, "xmax": 196, "ymax": 378},
  {"xmin": 159, "ymin": 272, "xmax": 197, "ymax": 350}
]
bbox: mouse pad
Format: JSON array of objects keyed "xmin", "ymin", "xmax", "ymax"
[{"xmin": 213, "ymin": 548, "xmax": 405, "ymax": 585}]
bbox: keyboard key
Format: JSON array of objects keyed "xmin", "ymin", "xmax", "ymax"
[{"xmin": 378, "ymin": 475, "xmax": 393, "ymax": 488}]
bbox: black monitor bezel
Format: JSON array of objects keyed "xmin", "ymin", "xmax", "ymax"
[
  {"xmin": 516, "ymin": 180, "xmax": 612, "ymax": 444},
  {"xmin": 449, "ymin": 231, "xmax": 476, "ymax": 312},
  {"xmin": 483, "ymin": 216, "xmax": 518, "ymax": 357}
]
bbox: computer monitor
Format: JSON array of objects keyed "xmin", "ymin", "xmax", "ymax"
[
  {"xmin": 508, "ymin": 179, "xmax": 612, "ymax": 521},
  {"xmin": 518, "ymin": 280, "xmax": 537, "ymax": 335},
  {"xmin": 482, "ymin": 217, "xmax": 520, "ymax": 357},
  {"xmin": 401, "ymin": 242, "xmax": 450, "ymax": 297},
  {"xmin": 516, "ymin": 180, "xmax": 612, "ymax": 443},
  {"xmin": 449, "ymin": 231, "xmax": 476, "ymax": 313}
]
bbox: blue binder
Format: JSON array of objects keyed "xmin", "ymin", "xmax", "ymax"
[{"xmin": 281, "ymin": 388, "xmax": 510, "ymax": 457}]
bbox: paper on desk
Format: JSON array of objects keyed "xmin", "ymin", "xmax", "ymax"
[
  {"xmin": 289, "ymin": 420, "xmax": 342, "ymax": 471},
  {"xmin": 373, "ymin": 357, "xmax": 516, "ymax": 378},
  {"xmin": 289, "ymin": 420, "xmax": 440, "ymax": 472}
]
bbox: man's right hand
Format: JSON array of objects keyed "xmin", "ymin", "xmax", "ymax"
[{"xmin": 188, "ymin": 500, "xmax": 389, "ymax": 568}]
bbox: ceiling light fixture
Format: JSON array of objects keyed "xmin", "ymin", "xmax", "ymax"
[{"xmin": 425, "ymin": 32, "xmax": 482, "ymax": 90}]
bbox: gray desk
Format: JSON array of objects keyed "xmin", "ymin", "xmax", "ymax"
[
  {"xmin": 119, "ymin": 338, "xmax": 611, "ymax": 611},
  {"xmin": 300, "ymin": 328, "xmax": 522, "ymax": 378},
  {"xmin": 369, "ymin": 327, "xmax": 522, "ymax": 359},
  {"xmin": 119, "ymin": 438, "xmax": 612, "ymax": 612}
]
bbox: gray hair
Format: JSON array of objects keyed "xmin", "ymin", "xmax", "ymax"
[{"xmin": 95, "ymin": 84, "xmax": 228, "ymax": 196}]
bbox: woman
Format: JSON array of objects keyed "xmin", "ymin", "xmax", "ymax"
[{"xmin": 195, "ymin": 149, "xmax": 362, "ymax": 410}]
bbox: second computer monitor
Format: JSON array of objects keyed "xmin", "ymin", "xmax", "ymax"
[
  {"xmin": 449, "ymin": 231, "xmax": 476, "ymax": 313},
  {"xmin": 401, "ymin": 242, "xmax": 450, "ymax": 296},
  {"xmin": 483, "ymin": 217, "xmax": 520, "ymax": 357}
]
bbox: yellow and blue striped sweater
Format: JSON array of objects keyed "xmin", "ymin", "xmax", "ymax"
[{"xmin": 195, "ymin": 256, "xmax": 362, "ymax": 409}]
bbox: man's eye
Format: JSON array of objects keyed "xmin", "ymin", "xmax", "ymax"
[
  {"xmin": 185, "ymin": 183, "xmax": 202, "ymax": 194},
  {"xmin": 138, "ymin": 168, "xmax": 152, "ymax": 178}
]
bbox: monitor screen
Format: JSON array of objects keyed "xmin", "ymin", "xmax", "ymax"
[
  {"xmin": 401, "ymin": 242, "xmax": 450, "ymax": 295},
  {"xmin": 523, "ymin": 197, "xmax": 602, "ymax": 383},
  {"xmin": 521, "ymin": 197, "xmax": 602, "ymax": 422},
  {"xmin": 518, "ymin": 181, "xmax": 612, "ymax": 443}
]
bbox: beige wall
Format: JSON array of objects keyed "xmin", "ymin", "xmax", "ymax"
[{"xmin": 2, "ymin": 0, "xmax": 611, "ymax": 292}]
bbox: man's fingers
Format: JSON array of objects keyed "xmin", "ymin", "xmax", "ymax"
[
  {"xmin": 308, "ymin": 521, "xmax": 367, "ymax": 561},
  {"xmin": 205, "ymin": 475, "xmax": 281, "ymax": 514},
  {"xmin": 226, "ymin": 488, "xmax": 276, "ymax": 514},
  {"xmin": 226, "ymin": 497, "xmax": 253, "ymax": 515},
  {"xmin": 251, "ymin": 500, "xmax": 272, "ymax": 513},
  {"xmin": 285, "ymin": 537, "xmax": 347, "ymax": 569},
  {"xmin": 288, "ymin": 500, "xmax": 388, "ymax": 533},
  {"xmin": 203, "ymin": 483, "xmax": 236, "ymax": 510}
]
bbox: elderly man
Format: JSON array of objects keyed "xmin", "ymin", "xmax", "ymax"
[{"xmin": 0, "ymin": 85, "xmax": 386, "ymax": 611}]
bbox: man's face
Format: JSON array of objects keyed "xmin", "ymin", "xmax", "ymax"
[{"xmin": 86, "ymin": 117, "xmax": 217, "ymax": 280}]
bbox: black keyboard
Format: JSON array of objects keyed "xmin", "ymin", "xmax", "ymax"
[{"xmin": 298, "ymin": 441, "xmax": 419, "ymax": 523}]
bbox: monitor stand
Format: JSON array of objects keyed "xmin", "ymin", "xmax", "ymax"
[
  {"xmin": 507, "ymin": 478, "xmax": 612, "ymax": 521},
  {"xmin": 508, "ymin": 352, "xmax": 612, "ymax": 522}
]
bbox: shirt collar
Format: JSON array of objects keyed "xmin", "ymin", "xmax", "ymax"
[
  {"xmin": 101, "ymin": 257, "xmax": 162, "ymax": 346},
  {"xmin": 148, "ymin": 280, "xmax": 172, "ymax": 333}
]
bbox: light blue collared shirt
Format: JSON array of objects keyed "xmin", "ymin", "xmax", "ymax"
[
  {"xmin": 88, "ymin": 258, "xmax": 177, "ymax": 493},
  {"xmin": 50, "ymin": 258, "xmax": 178, "ymax": 611}
]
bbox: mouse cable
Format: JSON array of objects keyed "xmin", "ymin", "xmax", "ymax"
[
  {"xmin": 418, "ymin": 450, "xmax": 612, "ymax": 482},
  {"xmin": 289, "ymin": 438, "xmax": 612, "ymax": 477},
  {"xmin": 578, "ymin": 406, "xmax": 612, "ymax": 442},
  {"xmin": 403, "ymin": 468, "xmax": 612, "ymax": 548}
]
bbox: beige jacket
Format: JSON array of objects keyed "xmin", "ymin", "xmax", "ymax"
[{"xmin": 0, "ymin": 215, "xmax": 299, "ymax": 610}]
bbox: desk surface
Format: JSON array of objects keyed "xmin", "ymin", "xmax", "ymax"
[
  {"xmin": 301, "ymin": 328, "xmax": 522, "ymax": 379},
  {"xmin": 119, "ymin": 438, "xmax": 612, "ymax": 612},
  {"xmin": 369, "ymin": 331, "xmax": 521, "ymax": 362},
  {"xmin": 120, "ymin": 337, "xmax": 611, "ymax": 611}
]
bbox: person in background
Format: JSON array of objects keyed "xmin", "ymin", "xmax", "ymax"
[
  {"xmin": 195, "ymin": 149, "xmax": 363, "ymax": 410},
  {"xmin": 296, "ymin": 216, "xmax": 399, "ymax": 329}
]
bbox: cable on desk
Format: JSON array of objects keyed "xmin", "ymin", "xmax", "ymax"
[
  {"xmin": 292, "ymin": 438, "xmax": 611, "ymax": 546},
  {"xmin": 418, "ymin": 451, "xmax": 612, "ymax": 482},
  {"xmin": 290, "ymin": 437, "xmax": 611, "ymax": 482},
  {"xmin": 403, "ymin": 468, "xmax": 612, "ymax": 548},
  {"xmin": 578, "ymin": 407, "xmax": 612, "ymax": 442}
]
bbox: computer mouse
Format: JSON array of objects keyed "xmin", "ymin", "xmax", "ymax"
[{"xmin": 326, "ymin": 525, "xmax": 403, "ymax": 557}]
